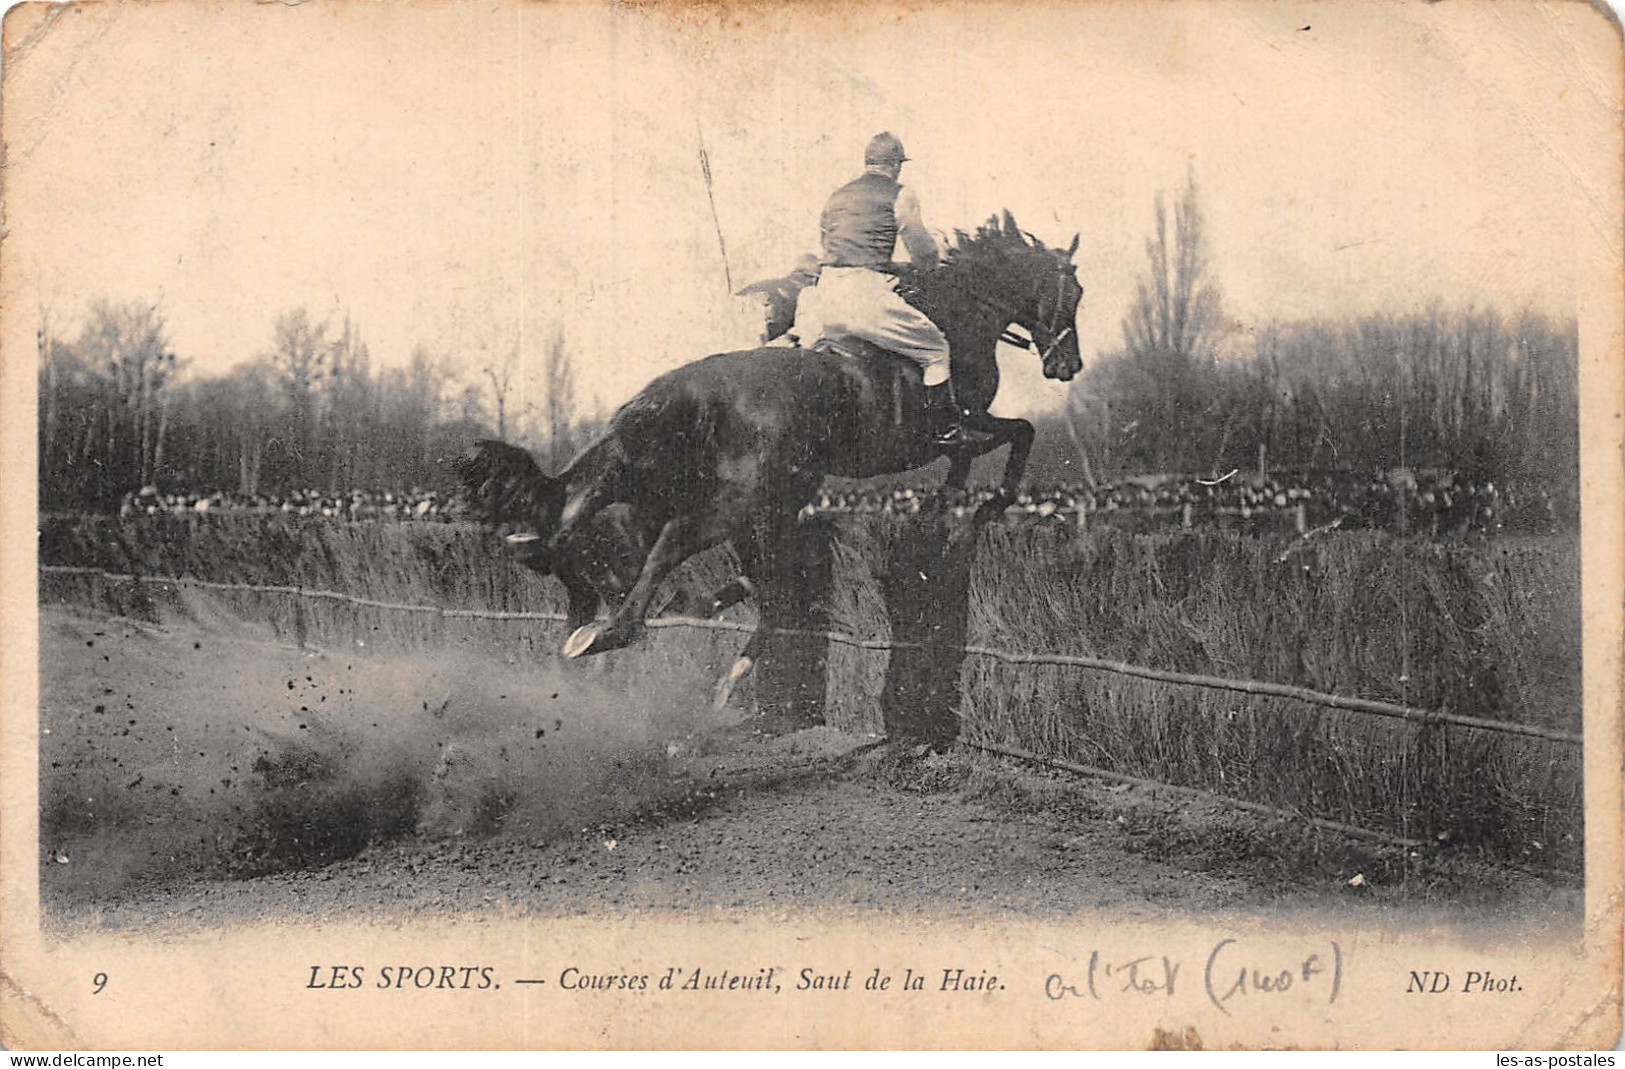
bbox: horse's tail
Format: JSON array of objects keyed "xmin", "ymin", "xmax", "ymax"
[{"xmin": 456, "ymin": 439, "xmax": 562, "ymax": 533}]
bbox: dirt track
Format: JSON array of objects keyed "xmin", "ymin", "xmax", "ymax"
[{"xmin": 38, "ymin": 604, "xmax": 1580, "ymax": 932}]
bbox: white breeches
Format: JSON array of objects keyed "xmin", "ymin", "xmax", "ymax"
[{"xmin": 791, "ymin": 267, "xmax": 952, "ymax": 386}]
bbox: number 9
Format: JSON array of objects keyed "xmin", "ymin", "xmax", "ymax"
[{"xmin": 92, "ymin": 973, "xmax": 107, "ymax": 994}]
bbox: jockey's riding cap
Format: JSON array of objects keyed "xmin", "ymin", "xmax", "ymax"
[{"xmin": 864, "ymin": 132, "xmax": 909, "ymax": 165}]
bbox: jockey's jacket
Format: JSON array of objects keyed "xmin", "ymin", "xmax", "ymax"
[
  {"xmin": 795, "ymin": 165, "xmax": 951, "ymax": 386},
  {"xmin": 819, "ymin": 172, "xmax": 941, "ymax": 271}
]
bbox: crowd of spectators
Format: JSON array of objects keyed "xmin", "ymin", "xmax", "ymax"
[
  {"xmin": 810, "ymin": 468, "xmax": 1573, "ymax": 536},
  {"xmin": 114, "ymin": 467, "xmax": 1573, "ymax": 537},
  {"xmin": 119, "ymin": 486, "xmax": 453, "ymax": 522}
]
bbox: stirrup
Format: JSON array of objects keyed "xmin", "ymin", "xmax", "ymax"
[{"xmin": 932, "ymin": 423, "xmax": 992, "ymax": 448}]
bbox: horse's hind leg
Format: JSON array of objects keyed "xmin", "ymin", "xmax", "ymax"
[
  {"xmin": 668, "ymin": 558, "xmax": 756, "ymax": 618},
  {"xmin": 712, "ymin": 626, "xmax": 767, "ymax": 711},
  {"xmin": 705, "ymin": 534, "xmax": 771, "ymax": 709},
  {"xmin": 700, "ymin": 531, "xmax": 767, "ymax": 616},
  {"xmin": 710, "ymin": 486, "xmax": 820, "ymax": 709}
]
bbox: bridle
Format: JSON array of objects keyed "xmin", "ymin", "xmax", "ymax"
[
  {"xmin": 898, "ymin": 244, "xmax": 1077, "ymax": 368},
  {"xmin": 986, "ymin": 264, "xmax": 1076, "ymax": 366}
]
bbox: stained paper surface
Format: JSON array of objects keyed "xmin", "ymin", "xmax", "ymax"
[{"xmin": 1, "ymin": 0, "xmax": 1619, "ymax": 1050}]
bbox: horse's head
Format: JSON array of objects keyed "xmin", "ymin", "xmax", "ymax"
[
  {"xmin": 948, "ymin": 212, "xmax": 1084, "ymax": 382},
  {"xmin": 1029, "ymin": 237, "xmax": 1084, "ymax": 381}
]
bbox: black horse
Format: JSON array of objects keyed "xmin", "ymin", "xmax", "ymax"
[{"xmin": 460, "ymin": 212, "xmax": 1083, "ymax": 659}]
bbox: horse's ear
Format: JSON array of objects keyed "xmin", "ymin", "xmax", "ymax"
[{"xmin": 1068, "ymin": 233, "xmax": 1080, "ymax": 259}]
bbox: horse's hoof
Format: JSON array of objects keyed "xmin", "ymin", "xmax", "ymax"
[
  {"xmin": 712, "ymin": 655, "xmax": 756, "ymax": 711},
  {"xmin": 562, "ymin": 624, "xmax": 600, "ymax": 659},
  {"xmin": 707, "ymin": 577, "xmax": 754, "ymax": 617},
  {"xmin": 565, "ymin": 621, "xmax": 637, "ymax": 657}
]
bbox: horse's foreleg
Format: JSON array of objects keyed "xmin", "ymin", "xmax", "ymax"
[
  {"xmin": 701, "ymin": 574, "xmax": 756, "ymax": 616},
  {"xmin": 712, "ymin": 485, "xmax": 824, "ymax": 711},
  {"xmin": 967, "ymin": 415, "xmax": 1035, "ymax": 523},
  {"xmin": 559, "ymin": 570, "xmax": 601, "ymax": 634},
  {"xmin": 564, "ymin": 513, "xmax": 725, "ymax": 658},
  {"xmin": 545, "ymin": 478, "xmax": 618, "ymax": 564},
  {"xmin": 663, "ymin": 568, "xmax": 753, "ymax": 620},
  {"xmin": 660, "ymin": 531, "xmax": 757, "ymax": 620},
  {"xmin": 702, "ymin": 528, "xmax": 769, "ymax": 617},
  {"xmin": 994, "ymin": 416, "xmax": 1037, "ymax": 499}
]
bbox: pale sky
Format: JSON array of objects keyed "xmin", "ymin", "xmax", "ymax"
[{"xmin": 2, "ymin": 0, "xmax": 1617, "ymax": 418}]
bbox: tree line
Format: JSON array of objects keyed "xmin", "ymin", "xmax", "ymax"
[
  {"xmin": 1043, "ymin": 170, "xmax": 1578, "ymax": 492},
  {"xmin": 1053, "ymin": 305, "xmax": 1579, "ymax": 489},
  {"xmin": 37, "ymin": 301, "xmax": 595, "ymax": 511},
  {"xmin": 38, "ymin": 171, "xmax": 1579, "ymax": 513}
]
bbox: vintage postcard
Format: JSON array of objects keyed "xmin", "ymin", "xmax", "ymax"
[{"xmin": 2, "ymin": 0, "xmax": 1620, "ymax": 1051}]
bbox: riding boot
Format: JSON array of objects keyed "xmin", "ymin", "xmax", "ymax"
[{"xmin": 924, "ymin": 382, "xmax": 991, "ymax": 447}]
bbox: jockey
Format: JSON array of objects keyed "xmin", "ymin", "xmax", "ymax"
[{"xmin": 793, "ymin": 132, "xmax": 987, "ymax": 447}]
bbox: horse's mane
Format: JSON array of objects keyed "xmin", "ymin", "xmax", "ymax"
[{"xmin": 945, "ymin": 210, "xmax": 1055, "ymax": 264}]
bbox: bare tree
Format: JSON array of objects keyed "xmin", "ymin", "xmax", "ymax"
[
  {"xmin": 1061, "ymin": 390, "xmax": 1103, "ymax": 489},
  {"xmin": 73, "ymin": 299, "xmax": 180, "ymax": 491},
  {"xmin": 191, "ymin": 361, "xmax": 278, "ymax": 494},
  {"xmin": 323, "ymin": 311, "xmax": 373, "ymax": 489},
  {"xmin": 482, "ymin": 335, "xmax": 522, "ymax": 440},
  {"xmin": 264, "ymin": 307, "xmax": 330, "ymax": 485},
  {"xmin": 266, "ymin": 307, "xmax": 329, "ymax": 404},
  {"xmin": 541, "ymin": 328, "xmax": 577, "ymax": 468},
  {"xmin": 407, "ymin": 345, "xmax": 450, "ymax": 477},
  {"xmin": 1123, "ymin": 165, "xmax": 1222, "ymax": 367},
  {"xmin": 1116, "ymin": 166, "xmax": 1226, "ymax": 471}
]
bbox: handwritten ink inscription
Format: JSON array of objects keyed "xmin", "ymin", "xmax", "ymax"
[{"xmin": 1045, "ymin": 938, "xmax": 1342, "ymax": 1015}]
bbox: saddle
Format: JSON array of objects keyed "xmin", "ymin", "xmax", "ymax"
[{"xmin": 807, "ymin": 335, "xmax": 896, "ymax": 362}]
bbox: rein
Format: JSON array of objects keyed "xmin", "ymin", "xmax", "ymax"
[{"xmin": 965, "ymin": 264, "xmax": 1075, "ymax": 365}]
